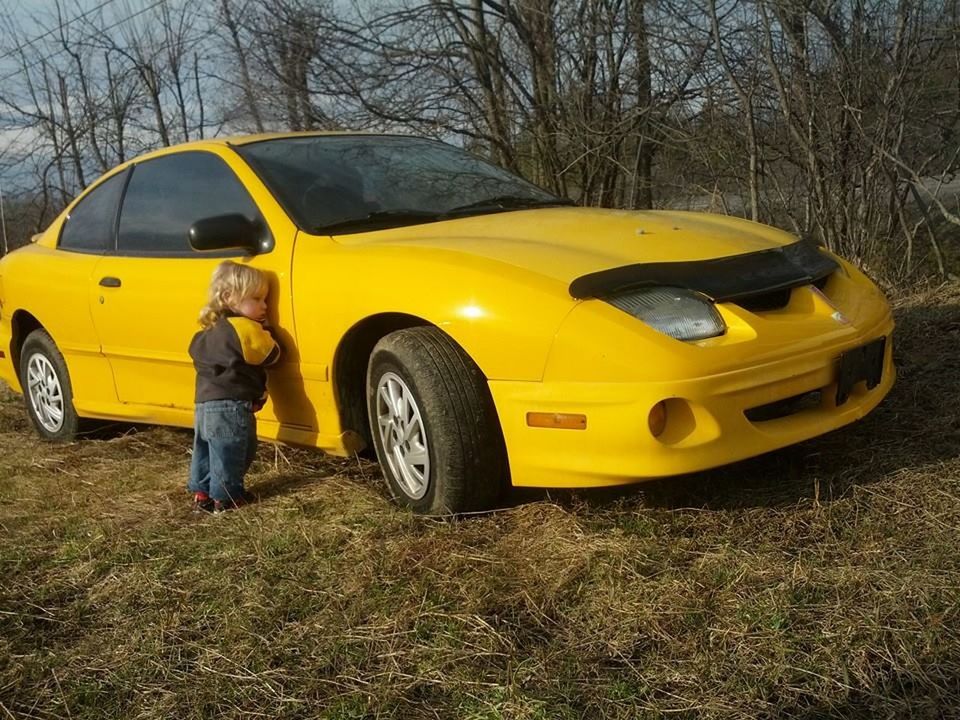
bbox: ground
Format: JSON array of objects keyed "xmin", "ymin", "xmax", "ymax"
[{"xmin": 1, "ymin": 285, "xmax": 960, "ymax": 719}]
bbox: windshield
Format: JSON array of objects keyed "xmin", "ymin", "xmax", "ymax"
[{"xmin": 235, "ymin": 135, "xmax": 564, "ymax": 233}]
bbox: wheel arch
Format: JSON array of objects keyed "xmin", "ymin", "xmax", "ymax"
[
  {"xmin": 332, "ymin": 313, "xmax": 434, "ymax": 450},
  {"xmin": 11, "ymin": 309, "xmax": 44, "ymax": 382}
]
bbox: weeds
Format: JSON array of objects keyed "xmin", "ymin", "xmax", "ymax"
[{"xmin": 2, "ymin": 286, "xmax": 960, "ymax": 718}]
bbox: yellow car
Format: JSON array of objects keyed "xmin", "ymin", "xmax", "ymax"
[{"xmin": 0, "ymin": 133, "xmax": 894, "ymax": 512}]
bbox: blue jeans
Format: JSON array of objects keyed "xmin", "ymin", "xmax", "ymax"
[{"xmin": 187, "ymin": 399, "xmax": 258, "ymax": 503}]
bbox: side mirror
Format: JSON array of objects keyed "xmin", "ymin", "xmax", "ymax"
[{"xmin": 188, "ymin": 214, "xmax": 269, "ymax": 254}]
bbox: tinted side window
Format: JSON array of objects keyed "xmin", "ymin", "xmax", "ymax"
[
  {"xmin": 59, "ymin": 170, "xmax": 127, "ymax": 253},
  {"xmin": 117, "ymin": 152, "xmax": 263, "ymax": 255}
]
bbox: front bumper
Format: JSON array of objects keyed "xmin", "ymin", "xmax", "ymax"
[{"xmin": 489, "ymin": 319, "xmax": 895, "ymax": 488}]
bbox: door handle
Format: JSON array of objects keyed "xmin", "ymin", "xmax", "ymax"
[{"xmin": 99, "ymin": 277, "xmax": 122, "ymax": 288}]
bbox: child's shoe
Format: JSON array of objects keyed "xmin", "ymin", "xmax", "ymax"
[
  {"xmin": 212, "ymin": 492, "xmax": 256, "ymax": 514},
  {"xmin": 191, "ymin": 492, "xmax": 215, "ymax": 514}
]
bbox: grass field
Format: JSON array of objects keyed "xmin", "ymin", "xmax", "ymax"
[{"xmin": 2, "ymin": 285, "xmax": 960, "ymax": 719}]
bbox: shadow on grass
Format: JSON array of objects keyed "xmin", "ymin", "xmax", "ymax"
[
  {"xmin": 251, "ymin": 471, "xmax": 334, "ymax": 501},
  {"xmin": 75, "ymin": 419, "xmax": 155, "ymax": 441},
  {"xmin": 250, "ymin": 451, "xmax": 379, "ymax": 502},
  {"xmin": 783, "ymin": 657, "xmax": 960, "ymax": 719},
  {"xmin": 505, "ymin": 301, "xmax": 960, "ymax": 512}
]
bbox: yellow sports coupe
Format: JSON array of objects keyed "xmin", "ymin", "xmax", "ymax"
[{"xmin": 0, "ymin": 133, "xmax": 894, "ymax": 512}]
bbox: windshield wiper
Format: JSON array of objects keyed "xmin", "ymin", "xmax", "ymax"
[
  {"xmin": 443, "ymin": 195, "xmax": 574, "ymax": 216},
  {"xmin": 315, "ymin": 209, "xmax": 443, "ymax": 234}
]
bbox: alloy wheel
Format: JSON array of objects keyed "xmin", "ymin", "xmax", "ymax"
[
  {"xmin": 375, "ymin": 371, "xmax": 430, "ymax": 500},
  {"xmin": 26, "ymin": 353, "xmax": 65, "ymax": 433}
]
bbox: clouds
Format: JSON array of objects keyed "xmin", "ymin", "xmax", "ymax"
[{"xmin": 0, "ymin": 126, "xmax": 45, "ymax": 192}]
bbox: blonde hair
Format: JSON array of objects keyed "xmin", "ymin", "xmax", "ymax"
[{"xmin": 199, "ymin": 261, "xmax": 268, "ymax": 329}]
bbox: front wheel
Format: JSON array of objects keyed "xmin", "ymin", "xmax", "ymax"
[
  {"xmin": 20, "ymin": 329, "xmax": 80, "ymax": 442},
  {"xmin": 366, "ymin": 327, "xmax": 507, "ymax": 514}
]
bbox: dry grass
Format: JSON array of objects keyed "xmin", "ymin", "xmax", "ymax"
[{"xmin": 2, "ymin": 285, "xmax": 960, "ymax": 719}]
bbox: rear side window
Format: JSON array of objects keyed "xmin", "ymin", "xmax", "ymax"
[
  {"xmin": 117, "ymin": 151, "xmax": 264, "ymax": 255},
  {"xmin": 59, "ymin": 170, "xmax": 128, "ymax": 253}
]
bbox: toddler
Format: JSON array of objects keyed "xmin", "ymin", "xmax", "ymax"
[{"xmin": 187, "ymin": 261, "xmax": 280, "ymax": 513}]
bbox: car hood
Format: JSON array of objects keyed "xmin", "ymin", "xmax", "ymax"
[{"xmin": 332, "ymin": 207, "xmax": 799, "ymax": 286}]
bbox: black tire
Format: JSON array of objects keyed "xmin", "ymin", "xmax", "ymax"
[
  {"xmin": 366, "ymin": 327, "xmax": 507, "ymax": 514},
  {"xmin": 20, "ymin": 329, "xmax": 80, "ymax": 442}
]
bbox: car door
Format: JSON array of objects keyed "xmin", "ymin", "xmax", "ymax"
[
  {"xmin": 31, "ymin": 169, "xmax": 130, "ymax": 410},
  {"xmin": 88, "ymin": 148, "xmax": 308, "ymax": 429}
]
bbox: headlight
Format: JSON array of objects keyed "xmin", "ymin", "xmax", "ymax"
[{"xmin": 606, "ymin": 286, "xmax": 726, "ymax": 341}]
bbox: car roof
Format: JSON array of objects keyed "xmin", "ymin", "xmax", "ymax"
[
  {"xmin": 83, "ymin": 131, "xmax": 418, "ymax": 189},
  {"xmin": 224, "ymin": 130, "xmax": 389, "ymax": 146},
  {"xmin": 113, "ymin": 131, "xmax": 424, "ymax": 167},
  {"xmin": 152, "ymin": 130, "xmax": 408, "ymax": 152}
]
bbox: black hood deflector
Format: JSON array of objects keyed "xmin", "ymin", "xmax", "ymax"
[{"xmin": 568, "ymin": 240, "xmax": 838, "ymax": 302}]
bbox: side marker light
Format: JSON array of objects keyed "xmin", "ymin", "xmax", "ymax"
[{"xmin": 526, "ymin": 412, "xmax": 587, "ymax": 430}]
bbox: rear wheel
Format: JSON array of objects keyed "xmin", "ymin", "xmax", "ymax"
[
  {"xmin": 20, "ymin": 329, "xmax": 80, "ymax": 442},
  {"xmin": 366, "ymin": 327, "xmax": 507, "ymax": 514}
]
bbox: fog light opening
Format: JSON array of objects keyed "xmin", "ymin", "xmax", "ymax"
[{"xmin": 648, "ymin": 401, "xmax": 667, "ymax": 437}]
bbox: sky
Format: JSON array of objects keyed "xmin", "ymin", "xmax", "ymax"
[
  {"xmin": 0, "ymin": 0, "xmax": 215, "ymax": 195},
  {"xmin": 0, "ymin": 0, "xmax": 124, "ymax": 191},
  {"xmin": 0, "ymin": 0, "xmax": 371, "ymax": 194}
]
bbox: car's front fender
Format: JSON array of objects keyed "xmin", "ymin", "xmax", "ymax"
[{"xmin": 292, "ymin": 236, "xmax": 579, "ymax": 382}]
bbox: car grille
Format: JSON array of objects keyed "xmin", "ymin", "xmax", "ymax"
[
  {"xmin": 744, "ymin": 389, "xmax": 823, "ymax": 422},
  {"xmin": 736, "ymin": 287, "xmax": 793, "ymax": 312},
  {"xmin": 734, "ymin": 275, "xmax": 832, "ymax": 313}
]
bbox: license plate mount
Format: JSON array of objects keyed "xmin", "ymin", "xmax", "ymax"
[{"xmin": 836, "ymin": 337, "xmax": 886, "ymax": 406}]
